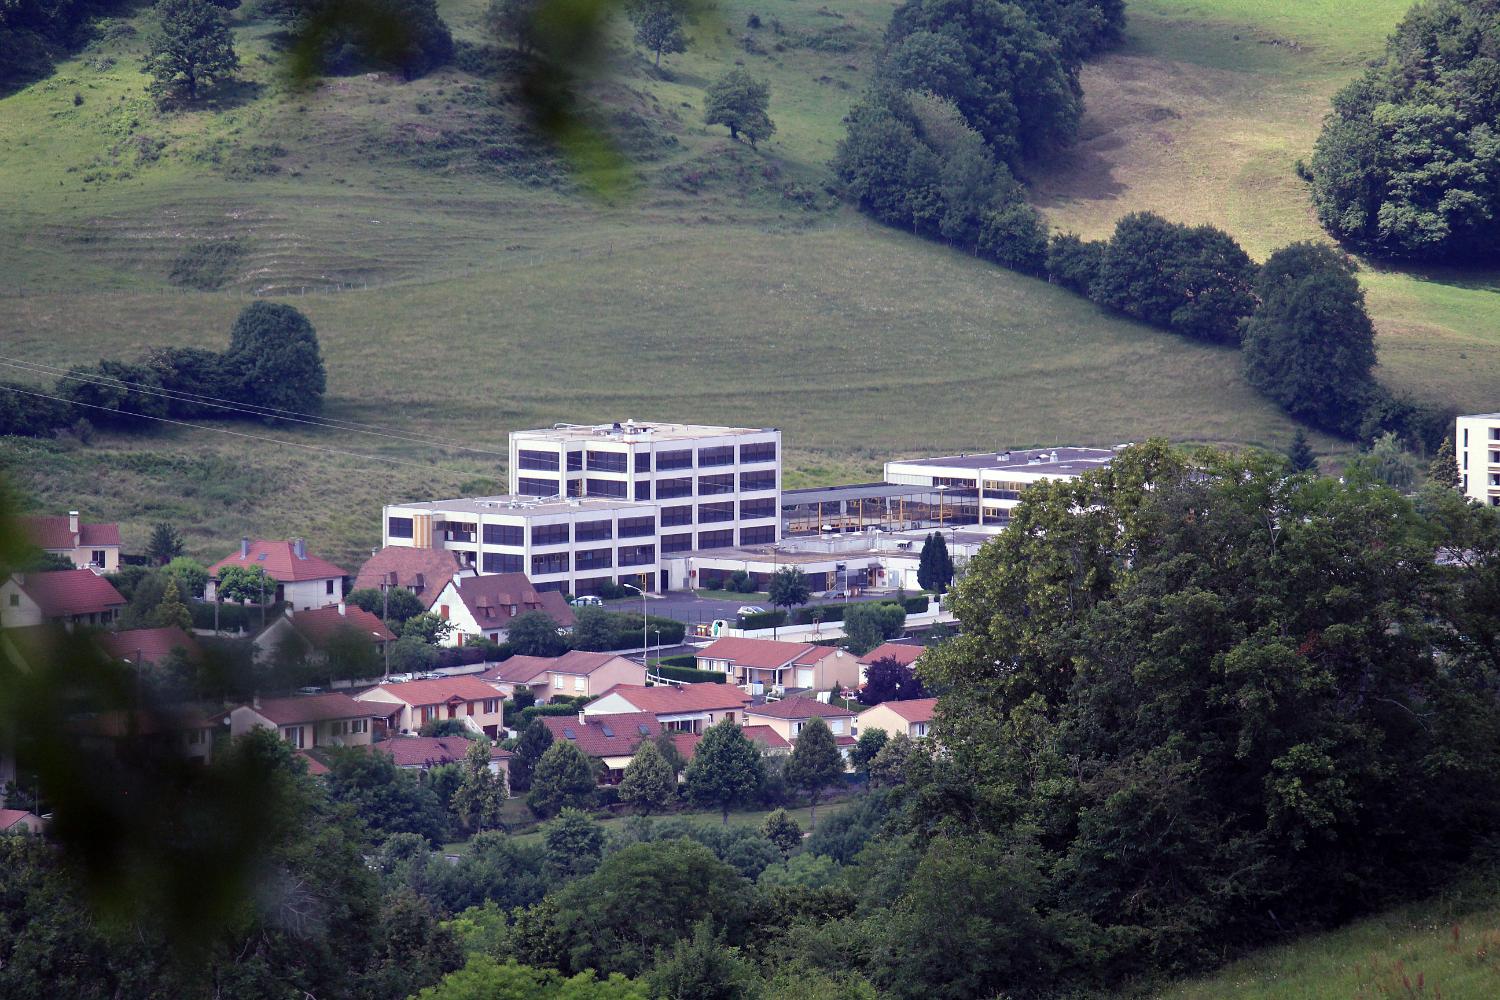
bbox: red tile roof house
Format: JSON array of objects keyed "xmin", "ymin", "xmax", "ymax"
[
  {"xmin": 0, "ymin": 809, "xmax": 45, "ymax": 835},
  {"xmin": 742, "ymin": 696, "xmax": 858, "ymax": 763},
  {"xmin": 428, "ymin": 573, "xmax": 576, "ymax": 647},
  {"xmin": 355, "ymin": 677, "xmax": 507, "ymax": 739},
  {"xmin": 19, "ymin": 511, "xmax": 122, "ymax": 573},
  {"xmin": 71, "ymin": 703, "xmax": 221, "ymax": 766},
  {"xmin": 226, "ymin": 693, "xmax": 377, "ymax": 751},
  {"xmin": 0, "ymin": 569, "xmax": 125, "ymax": 630},
  {"xmin": 541, "ymin": 712, "xmax": 667, "ymax": 784},
  {"xmin": 479, "ymin": 650, "xmax": 645, "ymax": 703},
  {"xmin": 252, "ymin": 604, "xmax": 396, "ymax": 671},
  {"xmin": 693, "ymin": 637, "xmax": 862, "ymax": 695},
  {"xmin": 582, "ymin": 682, "xmax": 751, "ymax": 735},
  {"xmin": 855, "ymin": 642, "xmax": 925, "ymax": 685},
  {"xmin": 96, "ymin": 626, "xmax": 203, "ymax": 667},
  {"xmin": 352, "ymin": 547, "xmax": 475, "ymax": 611},
  {"xmin": 376, "ymin": 735, "xmax": 512, "ymax": 779},
  {"xmin": 855, "ymin": 697, "xmax": 938, "ymax": 741},
  {"xmin": 206, "ymin": 538, "xmax": 349, "ymax": 611}
]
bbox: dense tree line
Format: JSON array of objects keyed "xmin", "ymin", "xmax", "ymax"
[
  {"xmin": 1308, "ymin": 0, "xmax": 1500, "ymax": 262},
  {"xmin": 0, "ymin": 0, "xmax": 134, "ymax": 91},
  {"xmin": 834, "ymin": 0, "xmax": 1125, "ymax": 268},
  {"xmin": 264, "ymin": 0, "xmax": 453, "ymax": 79},
  {"xmin": 0, "ymin": 301, "xmax": 325, "ymax": 438}
]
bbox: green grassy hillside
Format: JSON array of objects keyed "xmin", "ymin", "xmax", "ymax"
[
  {"xmin": 1153, "ymin": 887, "xmax": 1500, "ymax": 999},
  {"xmin": 1033, "ymin": 0, "xmax": 1500, "ymax": 415},
  {"xmin": 0, "ymin": 0, "xmax": 1489, "ymax": 565}
]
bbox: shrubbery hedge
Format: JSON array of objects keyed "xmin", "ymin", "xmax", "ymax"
[
  {"xmin": 655, "ymin": 664, "xmax": 726, "ymax": 685},
  {"xmin": 738, "ymin": 610, "xmax": 788, "ymax": 630}
]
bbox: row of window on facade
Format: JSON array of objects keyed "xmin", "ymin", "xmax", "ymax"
[
  {"xmin": 514, "ymin": 470, "xmax": 777, "ymax": 500},
  {"xmin": 516, "ymin": 442, "xmax": 776, "ymax": 473},
  {"xmin": 389, "ymin": 501, "xmax": 778, "ymax": 546},
  {"xmin": 455, "ymin": 526, "xmax": 776, "ymax": 577},
  {"xmin": 281, "ymin": 718, "xmax": 368, "ymax": 749}
]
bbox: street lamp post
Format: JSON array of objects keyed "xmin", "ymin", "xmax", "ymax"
[
  {"xmin": 652, "ymin": 628, "xmax": 661, "ymax": 666},
  {"xmin": 621, "ymin": 582, "xmax": 647, "ymax": 662}
]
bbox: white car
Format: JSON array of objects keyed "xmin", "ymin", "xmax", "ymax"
[
  {"xmin": 737, "ymin": 605, "xmax": 767, "ymax": 615},
  {"xmin": 571, "ymin": 595, "xmax": 604, "ymax": 607}
]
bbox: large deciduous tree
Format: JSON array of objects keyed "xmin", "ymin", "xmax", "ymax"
[
  {"xmin": 783, "ymin": 716, "xmax": 844, "ymax": 828},
  {"xmin": 685, "ymin": 718, "xmax": 763, "ymax": 824},
  {"xmin": 1308, "ymin": 0, "xmax": 1500, "ymax": 262},
  {"xmin": 450, "ymin": 737, "xmax": 506, "ymax": 833},
  {"xmin": 1241, "ymin": 241, "xmax": 1377, "ymax": 436},
  {"xmin": 627, "ymin": 0, "xmax": 687, "ymax": 67},
  {"xmin": 704, "ymin": 70, "xmax": 775, "ymax": 147},
  {"xmin": 526, "ymin": 740, "xmax": 597, "ymax": 817},
  {"xmin": 224, "ymin": 302, "xmax": 326, "ymax": 417},
  {"xmin": 919, "ymin": 440, "xmax": 1500, "ymax": 974},
  {"xmin": 618, "ymin": 739, "xmax": 675, "ymax": 816},
  {"xmin": 506, "ymin": 610, "xmax": 568, "ymax": 656},
  {"xmin": 144, "ymin": 0, "xmax": 239, "ymax": 105}
]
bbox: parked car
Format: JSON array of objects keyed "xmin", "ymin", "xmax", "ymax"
[
  {"xmin": 737, "ymin": 605, "xmax": 767, "ymax": 615},
  {"xmin": 821, "ymin": 590, "xmax": 847, "ymax": 599},
  {"xmin": 571, "ymin": 595, "xmax": 603, "ymax": 607},
  {"xmin": 296, "ymin": 686, "xmax": 324, "ymax": 695},
  {"xmin": 387, "ymin": 673, "xmax": 414, "ymax": 683},
  {"xmin": 418, "ymin": 672, "xmax": 443, "ymax": 680}
]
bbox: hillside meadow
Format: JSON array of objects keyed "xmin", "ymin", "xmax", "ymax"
[{"xmin": 1, "ymin": 0, "xmax": 1493, "ymax": 564}]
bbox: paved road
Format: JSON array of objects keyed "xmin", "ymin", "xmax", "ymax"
[{"xmin": 597, "ymin": 590, "xmax": 901, "ymax": 628}]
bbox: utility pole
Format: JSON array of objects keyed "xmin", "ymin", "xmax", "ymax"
[{"xmin": 381, "ymin": 582, "xmax": 391, "ymax": 679}]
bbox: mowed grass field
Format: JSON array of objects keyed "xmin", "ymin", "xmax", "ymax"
[
  {"xmin": 1032, "ymin": 0, "xmax": 1500, "ymax": 415},
  {"xmin": 0, "ymin": 0, "xmax": 1489, "ymax": 564},
  {"xmin": 1151, "ymin": 887, "xmax": 1500, "ymax": 999}
]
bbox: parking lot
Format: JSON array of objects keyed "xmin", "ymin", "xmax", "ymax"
[{"xmin": 599, "ymin": 590, "xmax": 900, "ymax": 630}]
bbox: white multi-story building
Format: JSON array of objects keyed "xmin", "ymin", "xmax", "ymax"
[
  {"xmin": 1457, "ymin": 413, "xmax": 1500, "ymax": 507},
  {"xmin": 382, "ymin": 420, "xmax": 782, "ymax": 595},
  {"xmin": 508, "ymin": 420, "xmax": 782, "ymax": 555},
  {"xmin": 382, "ymin": 495, "xmax": 663, "ymax": 595},
  {"xmin": 884, "ymin": 446, "xmax": 1125, "ymax": 528}
]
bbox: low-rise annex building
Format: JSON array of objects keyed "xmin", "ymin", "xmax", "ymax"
[{"xmin": 1457, "ymin": 413, "xmax": 1500, "ymax": 507}]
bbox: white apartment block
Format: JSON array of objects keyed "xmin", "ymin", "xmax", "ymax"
[
  {"xmin": 508, "ymin": 420, "xmax": 782, "ymax": 556},
  {"xmin": 382, "ymin": 495, "xmax": 663, "ymax": 596},
  {"xmin": 382, "ymin": 420, "xmax": 782, "ymax": 595},
  {"xmin": 1457, "ymin": 413, "xmax": 1500, "ymax": 507},
  {"xmin": 884, "ymin": 446, "xmax": 1124, "ymax": 527}
]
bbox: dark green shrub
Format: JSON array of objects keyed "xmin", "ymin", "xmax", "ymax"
[
  {"xmin": 655, "ymin": 664, "xmax": 726, "ymax": 684},
  {"xmin": 738, "ymin": 610, "xmax": 788, "ymax": 630}
]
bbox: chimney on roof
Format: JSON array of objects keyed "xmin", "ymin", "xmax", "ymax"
[
  {"xmin": 252, "ymin": 693, "xmax": 261, "ymax": 710},
  {"xmin": 1049, "ymin": 450, "xmax": 1059, "ymax": 462},
  {"xmin": 293, "ymin": 538, "xmax": 307, "ymax": 559},
  {"xmin": 337, "ymin": 601, "xmax": 346, "ymax": 616},
  {"xmin": 241, "ymin": 536, "xmax": 251, "ymax": 558},
  {"xmin": 68, "ymin": 510, "xmax": 80, "ymax": 534},
  {"xmin": 578, "ymin": 709, "xmax": 587, "ymax": 725}
]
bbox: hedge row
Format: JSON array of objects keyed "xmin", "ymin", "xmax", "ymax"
[
  {"xmin": 738, "ymin": 610, "xmax": 789, "ymax": 630},
  {"xmin": 655, "ymin": 664, "xmax": 726, "ymax": 685},
  {"xmin": 516, "ymin": 701, "xmax": 586, "ymax": 729},
  {"xmin": 190, "ymin": 600, "xmax": 290, "ymax": 632}
]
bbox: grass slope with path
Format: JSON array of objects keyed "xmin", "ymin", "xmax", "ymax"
[{"xmin": 0, "ymin": 0, "xmax": 1487, "ymax": 567}]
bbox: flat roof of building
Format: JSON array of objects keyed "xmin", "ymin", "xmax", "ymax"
[
  {"xmin": 512, "ymin": 420, "xmax": 775, "ymax": 442},
  {"xmin": 1459, "ymin": 413, "xmax": 1500, "ymax": 419},
  {"xmin": 887, "ymin": 446, "xmax": 1123, "ymax": 476},
  {"xmin": 782, "ymin": 482, "xmax": 952, "ymax": 505},
  {"xmin": 387, "ymin": 495, "xmax": 651, "ymax": 517}
]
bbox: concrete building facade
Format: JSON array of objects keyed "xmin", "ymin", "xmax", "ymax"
[
  {"xmin": 884, "ymin": 446, "xmax": 1125, "ymax": 527},
  {"xmin": 383, "ymin": 420, "xmax": 782, "ymax": 594},
  {"xmin": 1457, "ymin": 413, "xmax": 1500, "ymax": 507}
]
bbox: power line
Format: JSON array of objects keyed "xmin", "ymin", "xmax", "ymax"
[
  {"xmin": 0, "ymin": 383, "xmax": 483, "ymax": 478},
  {"xmin": 0, "ymin": 354, "xmax": 513, "ymax": 461}
]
